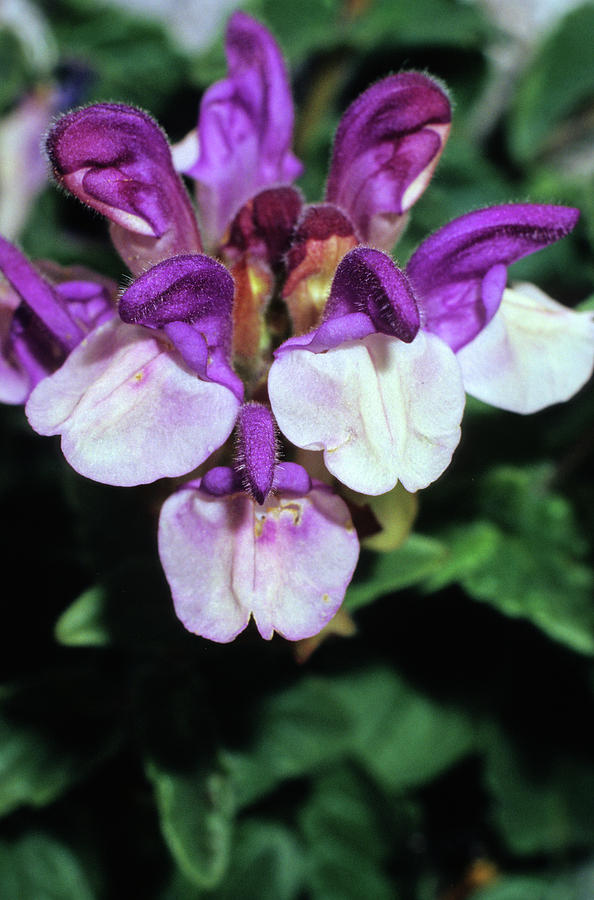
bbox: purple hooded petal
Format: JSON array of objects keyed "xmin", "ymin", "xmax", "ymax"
[
  {"xmin": 119, "ymin": 254, "xmax": 234, "ymax": 345},
  {"xmin": 324, "ymin": 247, "xmax": 420, "ymax": 342},
  {"xmin": 185, "ymin": 12, "xmax": 302, "ymax": 248},
  {"xmin": 119, "ymin": 254, "xmax": 243, "ymax": 397},
  {"xmin": 46, "ymin": 103, "xmax": 202, "ymax": 274},
  {"xmin": 326, "ymin": 73, "xmax": 451, "ymax": 250},
  {"xmin": 406, "ymin": 204, "xmax": 580, "ymax": 351},
  {"xmin": 158, "ymin": 477, "xmax": 359, "ymax": 642},
  {"xmin": 235, "ymin": 402, "xmax": 278, "ymax": 504}
]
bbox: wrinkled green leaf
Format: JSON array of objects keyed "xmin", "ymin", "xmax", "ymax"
[
  {"xmin": 147, "ymin": 762, "xmax": 234, "ymax": 890},
  {"xmin": 299, "ymin": 765, "xmax": 395, "ymax": 900},
  {"xmin": 0, "ymin": 833, "xmax": 94, "ymax": 900},
  {"xmin": 225, "ymin": 666, "xmax": 476, "ymax": 807},
  {"xmin": 212, "ymin": 820, "xmax": 304, "ymax": 900},
  {"xmin": 0, "ymin": 671, "xmax": 119, "ymax": 818},
  {"xmin": 345, "ymin": 535, "xmax": 446, "ymax": 612},
  {"xmin": 430, "ymin": 467, "xmax": 594, "ymax": 655},
  {"xmin": 484, "ymin": 722, "xmax": 594, "ymax": 855}
]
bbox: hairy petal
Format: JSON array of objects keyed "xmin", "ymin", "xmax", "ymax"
[
  {"xmin": 324, "ymin": 247, "xmax": 420, "ymax": 342},
  {"xmin": 26, "ymin": 319, "xmax": 240, "ymax": 486},
  {"xmin": 158, "ymin": 481, "xmax": 359, "ymax": 642},
  {"xmin": 457, "ymin": 284, "xmax": 594, "ymax": 413},
  {"xmin": 46, "ymin": 103, "xmax": 202, "ymax": 274},
  {"xmin": 235, "ymin": 403, "xmax": 278, "ymax": 504},
  {"xmin": 407, "ymin": 203, "xmax": 580, "ymax": 351},
  {"xmin": 269, "ymin": 330, "xmax": 464, "ymax": 495},
  {"xmin": 186, "ymin": 12, "xmax": 302, "ymax": 247},
  {"xmin": 326, "ymin": 73, "xmax": 451, "ymax": 250}
]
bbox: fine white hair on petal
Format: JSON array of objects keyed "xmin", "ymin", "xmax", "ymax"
[{"xmin": 457, "ymin": 283, "xmax": 594, "ymax": 414}]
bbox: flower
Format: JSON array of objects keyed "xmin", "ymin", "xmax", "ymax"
[
  {"xmin": 268, "ymin": 247, "xmax": 465, "ymax": 496},
  {"xmin": 1, "ymin": 10, "xmax": 591, "ymax": 645},
  {"xmin": 0, "ymin": 234, "xmax": 115, "ymax": 404},
  {"xmin": 269, "ymin": 204, "xmax": 590, "ymax": 494},
  {"xmin": 158, "ymin": 404, "xmax": 359, "ymax": 642},
  {"xmin": 26, "ymin": 254, "xmax": 243, "ymax": 486}
]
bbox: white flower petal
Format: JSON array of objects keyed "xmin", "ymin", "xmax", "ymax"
[
  {"xmin": 269, "ymin": 331, "xmax": 464, "ymax": 494},
  {"xmin": 158, "ymin": 484, "xmax": 359, "ymax": 643},
  {"xmin": 26, "ymin": 319, "xmax": 240, "ymax": 485},
  {"xmin": 457, "ymin": 284, "xmax": 594, "ymax": 413}
]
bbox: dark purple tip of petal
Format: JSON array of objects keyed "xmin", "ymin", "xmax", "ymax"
[
  {"xmin": 325, "ymin": 247, "xmax": 420, "ymax": 342},
  {"xmin": 235, "ymin": 402, "xmax": 278, "ymax": 505},
  {"xmin": 0, "ymin": 235, "xmax": 83, "ymax": 350},
  {"xmin": 119, "ymin": 254, "xmax": 234, "ymax": 331},
  {"xmin": 286, "ymin": 204, "xmax": 358, "ymax": 274},
  {"xmin": 201, "ymin": 466, "xmax": 243, "ymax": 496},
  {"xmin": 407, "ymin": 204, "xmax": 580, "ymax": 296},
  {"xmin": 325, "ymin": 73, "xmax": 451, "ymax": 236},
  {"xmin": 406, "ymin": 203, "xmax": 580, "ymax": 350},
  {"xmin": 273, "ymin": 462, "xmax": 312, "ymax": 495},
  {"xmin": 224, "ymin": 186, "xmax": 303, "ymax": 266},
  {"xmin": 46, "ymin": 103, "xmax": 200, "ymax": 246}
]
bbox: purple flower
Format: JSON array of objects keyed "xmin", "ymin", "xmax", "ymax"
[
  {"xmin": 269, "ymin": 247, "xmax": 465, "ymax": 495},
  {"xmin": 178, "ymin": 11, "xmax": 303, "ymax": 249},
  {"xmin": 325, "ymin": 72, "xmax": 451, "ymax": 251},
  {"xmin": 406, "ymin": 203, "xmax": 594, "ymax": 413},
  {"xmin": 26, "ymin": 255, "xmax": 242, "ymax": 486},
  {"xmin": 158, "ymin": 405, "xmax": 359, "ymax": 642},
  {"xmin": 46, "ymin": 102, "xmax": 202, "ymax": 275},
  {"xmin": 0, "ymin": 235, "xmax": 115, "ymax": 404},
  {"xmin": 3, "ymin": 11, "xmax": 592, "ymax": 647}
]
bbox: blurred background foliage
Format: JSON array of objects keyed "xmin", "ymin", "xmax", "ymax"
[{"xmin": 1, "ymin": 0, "xmax": 594, "ymax": 897}]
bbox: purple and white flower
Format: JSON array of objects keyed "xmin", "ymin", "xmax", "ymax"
[{"xmin": 159, "ymin": 405, "xmax": 359, "ymax": 642}]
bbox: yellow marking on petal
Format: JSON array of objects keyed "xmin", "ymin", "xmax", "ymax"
[
  {"xmin": 322, "ymin": 593, "xmax": 330, "ymax": 604},
  {"xmin": 134, "ymin": 370, "xmax": 143, "ymax": 382}
]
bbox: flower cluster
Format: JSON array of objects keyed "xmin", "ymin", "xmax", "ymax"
[{"xmin": 1, "ymin": 12, "xmax": 593, "ymax": 643}]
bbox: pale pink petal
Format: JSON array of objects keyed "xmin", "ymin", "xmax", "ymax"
[
  {"xmin": 268, "ymin": 331, "xmax": 464, "ymax": 494},
  {"xmin": 457, "ymin": 284, "xmax": 594, "ymax": 413},
  {"xmin": 26, "ymin": 319, "xmax": 240, "ymax": 486},
  {"xmin": 158, "ymin": 483, "xmax": 359, "ymax": 643}
]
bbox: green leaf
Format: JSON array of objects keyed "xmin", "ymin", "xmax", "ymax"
[
  {"xmin": 147, "ymin": 762, "xmax": 234, "ymax": 890},
  {"xmin": 484, "ymin": 722, "xmax": 594, "ymax": 855},
  {"xmin": 212, "ymin": 820, "xmax": 304, "ymax": 900},
  {"xmin": 225, "ymin": 666, "xmax": 476, "ymax": 808},
  {"xmin": 509, "ymin": 5, "xmax": 594, "ymax": 163},
  {"xmin": 345, "ymin": 534, "xmax": 446, "ymax": 613},
  {"xmin": 0, "ymin": 670, "xmax": 120, "ymax": 818},
  {"xmin": 299, "ymin": 766, "xmax": 395, "ymax": 900},
  {"xmin": 346, "ymin": 672, "xmax": 476, "ymax": 794},
  {"xmin": 431, "ymin": 467, "xmax": 594, "ymax": 655},
  {"xmin": 475, "ymin": 859, "xmax": 594, "ymax": 900},
  {"xmin": 0, "ymin": 833, "xmax": 94, "ymax": 900},
  {"xmin": 54, "ymin": 586, "xmax": 109, "ymax": 648}
]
